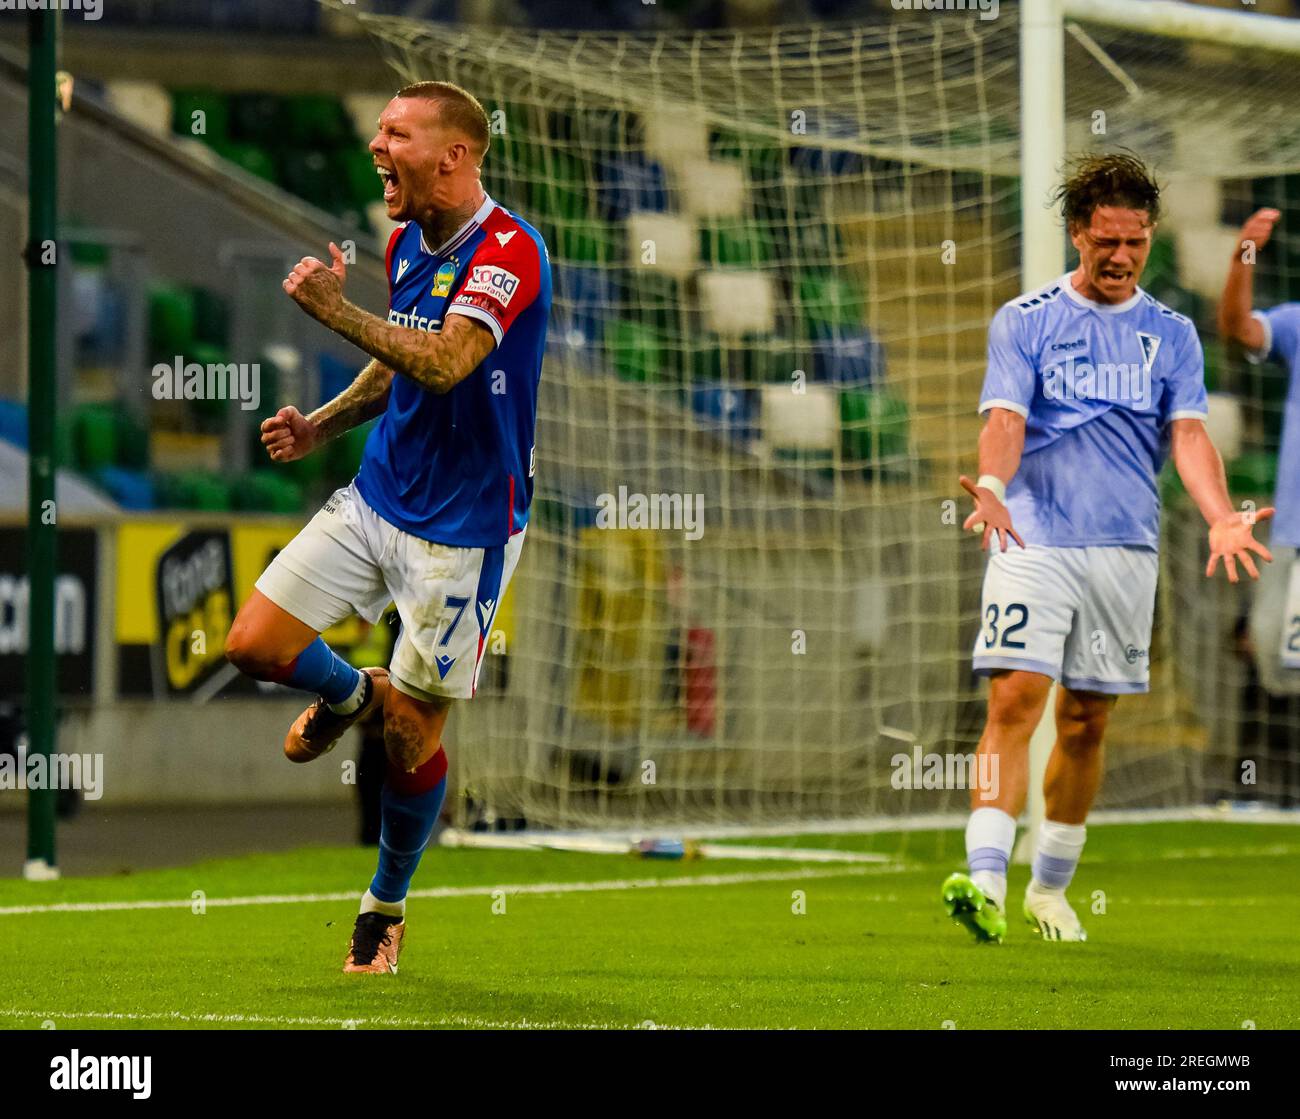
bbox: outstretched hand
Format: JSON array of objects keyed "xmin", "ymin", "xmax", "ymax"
[
  {"xmin": 960, "ymin": 475, "xmax": 1024, "ymax": 553},
  {"xmin": 283, "ymin": 242, "xmax": 348, "ymax": 325},
  {"xmin": 1206, "ymin": 507, "xmax": 1274, "ymax": 583}
]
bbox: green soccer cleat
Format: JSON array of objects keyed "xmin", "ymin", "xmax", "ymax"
[{"xmin": 941, "ymin": 872, "xmax": 1007, "ymax": 944}]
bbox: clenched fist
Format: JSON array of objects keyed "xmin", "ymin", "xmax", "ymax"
[
  {"xmin": 283, "ymin": 242, "xmax": 348, "ymax": 325},
  {"xmin": 260, "ymin": 406, "xmax": 319, "ymax": 463}
]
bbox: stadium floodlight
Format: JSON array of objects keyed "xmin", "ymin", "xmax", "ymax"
[{"xmin": 325, "ymin": 0, "xmax": 1300, "ymax": 843}]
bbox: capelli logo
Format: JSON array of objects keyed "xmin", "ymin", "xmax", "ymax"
[{"xmin": 1125, "ymin": 645, "xmax": 1149, "ymax": 664}]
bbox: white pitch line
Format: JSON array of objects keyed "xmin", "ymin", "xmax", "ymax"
[
  {"xmin": 0, "ymin": 864, "xmax": 893, "ymax": 917},
  {"xmin": 0, "ymin": 1008, "xmax": 680, "ymax": 1031}
]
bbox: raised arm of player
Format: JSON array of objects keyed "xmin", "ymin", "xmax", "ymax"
[
  {"xmin": 1218, "ymin": 208, "xmax": 1281, "ymax": 354},
  {"xmin": 960, "ymin": 407, "xmax": 1026, "ymax": 552},
  {"xmin": 260, "ymin": 358, "xmax": 393, "ymax": 463},
  {"xmin": 282, "ymin": 242, "xmax": 495, "ymax": 395},
  {"xmin": 1169, "ymin": 418, "xmax": 1273, "ymax": 583}
]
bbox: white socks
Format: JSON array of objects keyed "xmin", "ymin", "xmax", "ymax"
[
  {"xmin": 966, "ymin": 807, "xmax": 1016, "ymax": 911},
  {"xmin": 1030, "ymin": 819, "xmax": 1086, "ymax": 893},
  {"xmin": 360, "ymin": 888, "xmax": 405, "ymax": 920},
  {"xmin": 328, "ymin": 671, "xmax": 368, "ymax": 715}
]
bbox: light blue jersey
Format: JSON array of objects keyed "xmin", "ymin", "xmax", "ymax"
[
  {"xmin": 1248, "ymin": 303, "xmax": 1300, "ymax": 548},
  {"xmin": 979, "ymin": 274, "xmax": 1209, "ymax": 549}
]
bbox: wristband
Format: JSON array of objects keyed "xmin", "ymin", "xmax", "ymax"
[
  {"xmin": 970, "ymin": 474, "xmax": 1007, "ymax": 534},
  {"xmin": 976, "ymin": 474, "xmax": 1007, "ymax": 504}
]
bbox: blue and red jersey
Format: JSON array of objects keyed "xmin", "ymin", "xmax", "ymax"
[{"xmin": 354, "ymin": 194, "xmax": 551, "ymax": 547}]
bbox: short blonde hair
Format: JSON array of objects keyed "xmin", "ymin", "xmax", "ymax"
[{"xmin": 396, "ymin": 80, "xmax": 490, "ymax": 162}]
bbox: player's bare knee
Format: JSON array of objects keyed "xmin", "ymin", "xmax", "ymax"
[
  {"xmin": 987, "ymin": 674, "xmax": 1050, "ymax": 734},
  {"xmin": 1057, "ymin": 704, "xmax": 1111, "ymax": 753},
  {"xmin": 224, "ymin": 623, "xmax": 287, "ymax": 680}
]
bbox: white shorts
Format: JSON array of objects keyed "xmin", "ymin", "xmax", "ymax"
[
  {"xmin": 255, "ymin": 482, "xmax": 525, "ymax": 701},
  {"xmin": 1248, "ymin": 545, "xmax": 1300, "ymax": 695},
  {"xmin": 972, "ymin": 544, "xmax": 1158, "ymax": 695}
]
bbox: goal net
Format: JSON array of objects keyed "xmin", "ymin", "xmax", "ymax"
[{"xmin": 332, "ymin": 0, "xmax": 1300, "ymax": 833}]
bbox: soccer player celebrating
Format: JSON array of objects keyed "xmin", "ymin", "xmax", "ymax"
[
  {"xmin": 1218, "ymin": 207, "xmax": 1300, "ymax": 690},
  {"xmin": 224, "ymin": 81, "xmax": 551, "ymax": 973},
  {"xmin": 943, "ymin": 153, "xmax": 1271, "ymax": 944}
]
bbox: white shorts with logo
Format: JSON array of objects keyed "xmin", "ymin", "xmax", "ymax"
[
  {"xmin": 972, "ymin": 544, "xmax": 1158, "ymax": 694},
  {"xmin": 255, "ymin": 482, "xmax": 525, "ymax": 701}
]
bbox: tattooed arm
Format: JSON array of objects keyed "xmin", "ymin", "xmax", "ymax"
[
  {"xmin": 330, "ymin": 302, "xmax": 495, "ymax": 395},
  {"xmin": 281, "ymin": 242, "xmax": 495, "ymax": 395},
  {"xmin": 259, "ymin": 359, "xmax": 392, "ymax": 463}
]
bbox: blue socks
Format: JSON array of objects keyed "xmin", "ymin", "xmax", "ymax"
[
  {"xmin": 279, "ymin": 637, "xmax": 362, "ymax": 705},
  {"xmin": 369, "ymin": 775, "xmax": 448, "ymax": 905}
]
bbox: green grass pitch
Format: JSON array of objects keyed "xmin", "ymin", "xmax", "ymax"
[{"xmin": 1, "ymin": 821, "xmax": 1297, "ymax": 1030}]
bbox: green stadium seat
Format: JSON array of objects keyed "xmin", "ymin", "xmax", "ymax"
[
  {"xmin": 840, "ymin": 389, "xmax": 909, "ymax": 468},
  {"xmin": 212, "ymin": 140, "xmax": 278, "ymax": 184},
  {"xmin": 529, "ymin": 152, "xmax": 591, "ymax": 222},
  {"xmin": 687, "ymin": 340, "xmax": 725, "ymax": 383},
  {"xmin": 185, "ymin": 342, "xmax": 232, "ymax": 428},
  {"xmin": 629, "ymin": 271, "xmax": 682, "ymax": 335},
  {"xmin": 69, "ymin": 240, "xmax": 110, "ymax": 267},
  {"xmin": 606, "ymin": 319, "xmax": 665, "ymax": 383},
  {"xmin": 191, "ymin": 287, "xmax": 230, "ymax": 350},
  {"xmin": 1227, "ymin": 451, "xmax": 1277, "ymax": 495},
  {"xmin": 1202, "ymin": 338, "xmax": 1224, "ymax": 394},
  {"xmin": 337, "ymin": 147, "xmax": 383, "ymax": 214},
  {"xmin": 113, "ymin": 405, "xmax": 150, "ymax": 470},
  {"xmin": 1143, "ymin": 236, "xmax": 1178, "ymax": 294},
  {"xmin": 554, "ymin": 219, "xmax": 620, "ymax": 265},
  {"xmin": 743, "ymin": 338, "xmax": 806, "ymax": 385},
  {"xmin": 710, "ymin": 127, "xmax": 783, "ymax": 182},
  {"xmin": 171, "ymin": 90, "xmax": 229, "ymax": 143},
  {"xmin": 156, "ymin": 470, "xmax": 232, "ymax": 511},
  {"xmin": 71, "ymin": 403, "xmax": 118, "ymax": 473},
  {"xmin": 284, "ymin": 95, "xmax": 353, "ymax": 148},
  {"xmin": 278, "ymin": 147, "xmax": 345, "ymax": 214},
  {"xmin": 699, "ymin": 219, "xmax": 774, "ymax": 268},
  {"xmin": 232, "ymin": 471, "xmax": 304, "ymax": 514},
  {"xmin": 796, "ymin": 271, "xmax": 863, "ymax": 338},
  {"xmin": 148, "ymin": 284, "xmax": 196, "ymax": 360},
  {"xmin": 229, "ymin": 94, "xmax": 286, "ymax": 145}
]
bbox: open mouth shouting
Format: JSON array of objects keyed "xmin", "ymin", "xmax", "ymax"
[{"xmin": 377, "ymin": 163, "xmax": 399, "ymax": 204}]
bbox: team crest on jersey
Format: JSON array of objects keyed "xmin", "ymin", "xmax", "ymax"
[
  {"xmin": 464, "ymin": 265, "xmax": 520, "ymax": 307},
  {"xmin": 432, "ymin": 259, "xmax": 457, "ymax": 297},
  {"xmin": 1135, "ymin": 330, "xmax": 1161, "ymax": 371}
]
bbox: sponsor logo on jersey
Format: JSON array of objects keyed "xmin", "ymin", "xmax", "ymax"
[
  {"xmin": 432, "ymin": 260, "xmax": 457, "ymax": 297},
  {"xmin": 1125, "ymin": 644, "xmax": 1149, "ymax": 664},
  {"xmin": 463, "ymin": 265, "xmax": 520, "ymax": 308},
  {"xmin": 387, "ymin": 307, "xmax": 440, "ymax": 332}
]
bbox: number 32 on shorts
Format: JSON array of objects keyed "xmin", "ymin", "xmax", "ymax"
[{"xmin": 983, "ymin": 602, "xmax": 1029, "ymax": 649}]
